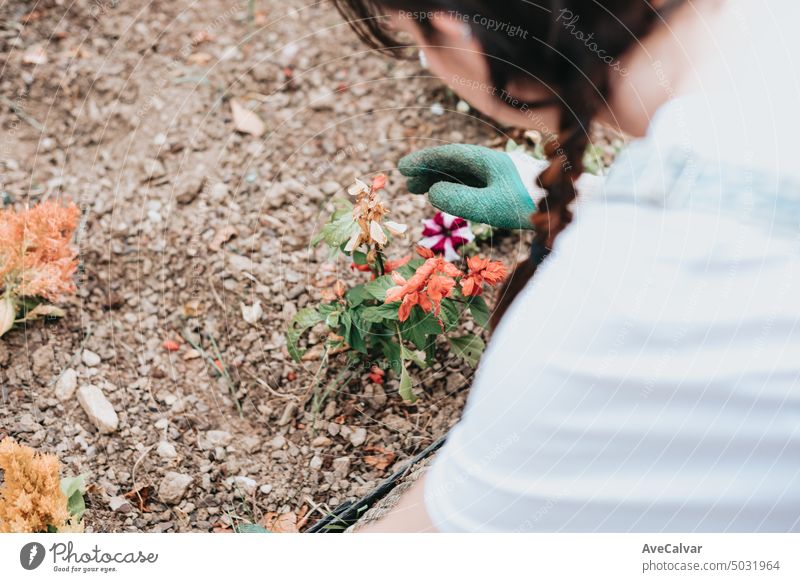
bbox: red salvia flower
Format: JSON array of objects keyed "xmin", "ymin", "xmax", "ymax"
[
  {"xmin": 460, "ymin": 256, "xmax": 508, "ymax": 297},
  {"xmin": 385, "ymin": 247, "xmax": 462, "ymax": 321}
]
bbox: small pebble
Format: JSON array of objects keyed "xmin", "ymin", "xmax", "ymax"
[{"xmin": 82, "ymin": 349, "xmax": 101, "ymax": 367}]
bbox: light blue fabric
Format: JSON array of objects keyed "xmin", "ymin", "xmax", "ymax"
[{"xmin": 423, "ymin": 125, "xmax": 800, "ymax": 532}]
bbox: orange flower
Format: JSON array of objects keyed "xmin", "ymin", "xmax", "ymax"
[
  {"xmin": 385, "ymin": 247, "xmax": 462, "ymax": 321},
  {"xmin": 460, "ymin": 256, "xmax": 508, "ymax": 297},
  {"xmin": 350, "ymin": 254, "xmax": 411, "ymax": 276},
  {"xmin": 0, "ymin": 200, "xmax": 80, "ymax": 302},
  {"xmin": 371, "ymin": 174, "xmax": 387, "ymax": 191}
]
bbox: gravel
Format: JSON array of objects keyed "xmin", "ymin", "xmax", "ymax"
[{"xmin": 0, "ymin": 0, "xmax": 603, "ymax": 532}]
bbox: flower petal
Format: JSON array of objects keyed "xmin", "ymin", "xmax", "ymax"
[
  {"xmin": 347, "ymin": 178, "xmax": 370, "ymax": 196},
  {"xmin": 450, "ymin": 225, "xmax": 475, "ymax": 243},
  {"xmin": 369, "ymin": 220, "xmax": 388, "ymax": 245},
  {"xmin": 440, "ymin": 212, "xmax": 459, "ymax": 229},
  {"xmin": 442, "ymin": 238, "xmax": 460, "ymax": 262},
  {"xmin": 419, "ymin": 235, "xmax": 446, "ymax": 253},
  {"xmin": 421, "ymin": 218, "xmax": 443, "ymax": 236},
  {"xmin": 344, "ymin": 230, "xmax": 361, "ymax": 252},
  {"xmin": 384, "ymin": 220, "xmax": 408, "ymax": 235}
]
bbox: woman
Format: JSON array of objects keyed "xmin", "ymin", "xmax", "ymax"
[{"xmin": 333, "ymin": 0, "xmax": 800, "ymax": 532}]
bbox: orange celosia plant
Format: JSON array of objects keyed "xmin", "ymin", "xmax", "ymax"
[
  {"xmin": 0, "ymin": 200, "xmax": 79, "ymax": 337},
  {"xmin": 0, "ymin": 437, "xmax": 84, "ymax": 533}
]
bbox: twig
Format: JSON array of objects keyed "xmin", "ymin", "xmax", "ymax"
[{"xmin": 0, "ymin": 95, "xmax": 44, "ymax": 132}]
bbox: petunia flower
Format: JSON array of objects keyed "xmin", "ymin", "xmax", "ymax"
[
  {"xmin": 419, "ymin": 211, "xmax": 475, "ymax": 262},
  {"xmin": 460, "ymin": 256, "xmax": 508, "ymax": 297},
  {"xmin": 385, "ymin": 246, "xmax": 462, "ymax": 321}
]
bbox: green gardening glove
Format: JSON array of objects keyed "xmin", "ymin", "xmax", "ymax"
[{"xmin": 398, "ymin": 144, "xmax": 604, "ymax": 230}]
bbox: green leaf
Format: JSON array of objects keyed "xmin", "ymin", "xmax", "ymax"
[
  {"xmin": 236, "ymin": 523, "xmax": 271, "ymax": 533},
  {"xmin": 402, "ymin": 308, "xmax": 442, "ymax": 350},
  {"xmin": 287, "ymin": 307, "xmax": 325, "ymax": 362},
  {"xmin": 401, "ymin": 346, "xmax": 427, "ymax": 369},
  {"xmin": 60, "ymin": 474, "xmax": 88, "ymax": 520},
  {"xmin": 439, "ymin": 298, "xmax": 461, "ymax": 331},
  {"xmin": 468, "ymin": 296, "xmax": 491, "ymax": 328},
  {"xmin": 398, "ymin": 366, "xmax": 416, "ymax": 402},
  {"xmin": 448, "ymin": 334, "xmax": 486, "ymax": 367},
  {"xmin": 313, "ymin": 201, "xmax": 359, "ymax": 249},
  {"xmin": 352, "ymin": 250, "xmax": 368, "ymax": 265},
  {"xmin": 361, "ymin": 302, "xmax": 400, "ymax": 323},
  {"xmin": 392, "ymin": 258, "xmax": 424, "ymax": 280},
  {"xmin": 379, "ymin": 339, "xmax": 402, "ymax": 375},
  {"xmin": 345, "ymin": 284, "xmax": 372, "ymax": 307},
  {"xmin": 345, "ymin": 309, "xmax": 368, "ymax": 353},
  {"xmin": 363, "ymin": 275, "xmax": 395, "ymax": 301}
]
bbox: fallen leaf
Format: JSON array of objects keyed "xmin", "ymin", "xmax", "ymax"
[
  {"xmin": 363, "ymin": 446, "xmax": 396, "ymax": 472},
  {"xmin": 260, "ymin": 511, "xmax": 298, "ymax": 533},
  {"xmin": 300, "ymin": 343, "xmax": 324, "ymax": 361},
  {"xmin": 183, "ymin": 299, "xmax": 204, "ymax": 317},
  {"xmin": 212, "ymin": 522, "xmax": 234, "ymax": 533},
  {"xmin": 123, "ymin": 485, "xmax": 154, "ymax": 512},
  {"xmin": 209, "ymin": 225, "xmax": 237, "ymax": 251},
  {"xmin": 22, "ymin": 304, "xmax": 65, "ymax": 320},
  {"xmin": 241, "ymin": 300, "xmax": 263, "ymax": 325},
  {"xmin": 231, "ymin": 99, "xmax": 266, "ymax": 137}
]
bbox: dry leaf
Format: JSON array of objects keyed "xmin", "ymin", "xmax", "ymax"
[
  {"xmin": 363, "ymin": 446, "xmax": 396, "ymax": 472},
  {"xmin": 300, "ymin": 344, "xmax": 324, "ymax": 361},
  {"xmin": 123, "ymin": 484, "xmax": 154, "ymax": 512},
  {"xmin": 23, "ymin": 304, "xmax": 65, "ymax": 320},
  {"xmin": 260, "ymin": 511, "xmax": 298, "ymax": 533},
  {"xmin": 231, "ymin": 99, "xmax": 266, "ymax": 137},
  {"xmin": 183, "ymin": 299, "xmax": 204, "ymax": 317},
  {"xmin": 369, "ymin": 220, "xmax": 387, "ymax": 245}
]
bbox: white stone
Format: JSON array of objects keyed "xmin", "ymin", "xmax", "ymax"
[
  {"xmin": 81, "ymin": 349, "xmax": 101, "ymax": 367},
  {"xmin": 157, "ymin": 441, "xmax": 177, "ymax": 459},
  {"xmin": 332, "ymin": 456, "xmax": 351, "ymax": 478},
  {"xmin": 234, "ymin": 476, "xmax": 257, "ymax": 496},
  {"xmin": 206, "ymin": 430, "xmax": 232, "ymax": 447},
  {"xmin": 55, "ymin": 369, "xmax": 78, "ymax": 400},
  {"xmin": 77, "ymin": 385, "xmax": 119, "ymax": 434},
  {"xmin": 349, "ymin": 427, "xmax": 367, "ymax": 447},
  {"xmin": 109, "ymin": 496, "xmax": 132, "ymax": 513},
  {"xmin": 259, "ymin": 484, "xmax": 273, "ymax": 495},
  {"xmin": 158, "ymin": 472, "xmax": 192, "ymax": 504},
  {"xmin": 309, "ymin": 455, "xmax": 323, "ymax": 470},
  {"xmin": 241, "ymin": 300, "xmax": 263, "ymax": 324}
]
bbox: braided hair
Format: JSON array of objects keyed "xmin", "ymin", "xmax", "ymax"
[{"xmin": 332, "ymin": 0, "xmax": 684, "ymax": 325}]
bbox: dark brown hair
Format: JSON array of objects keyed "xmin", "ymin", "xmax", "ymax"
[{"xmin": 332, "ymin": 0, "xmax": 683, "ymax": 326}]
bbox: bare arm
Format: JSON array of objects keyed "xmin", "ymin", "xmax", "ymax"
[{"xmin": 356, "ymin": 475, "xmax": 439, "ymax": 533}]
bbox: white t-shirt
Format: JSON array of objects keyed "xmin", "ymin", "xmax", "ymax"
[{"xmin": 424, "ymin": 96, "xmax": 800, "ymax": 532}]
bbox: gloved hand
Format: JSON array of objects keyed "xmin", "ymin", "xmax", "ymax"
[{"xmin": 398, "ymin": 144, "xmax": 604, "ymax": 230}]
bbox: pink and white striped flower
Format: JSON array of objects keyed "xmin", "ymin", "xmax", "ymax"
[{"xmin": 419, "ymin": 211, "xmax": 474, "ymax": 262}]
